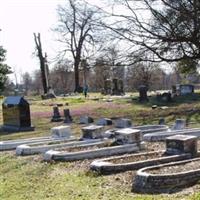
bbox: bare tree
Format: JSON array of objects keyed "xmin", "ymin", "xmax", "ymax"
[
  {"xmin": 50, "ymin": 60, "xmax": 74, "ymax": 93},
  {"xmin": 105, "ymin": 0, "xmax": 200, "ymax": 68},
  {"xmin": 127, "ymin": 62, "xmax": 163, "ymax": 90},
  {"xmin": 33, "ymin": 33, "xmax": 49, "ymax": 94},
  {"xmin": 92, "ymin": 57, "xmax": 111, "ymax": 90},
  {"xmin": 31, "ymin": 70, "xmax": 43, "ymax": 95},
  {"xmin": 55, "ymin": 0, "xmax": 104, "ymax": 92}
]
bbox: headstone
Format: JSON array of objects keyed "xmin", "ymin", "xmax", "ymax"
[
  {"xmin": 80, "ymin": 116, "xmax": 94, "ymax": 124},
  {"xmin": 115, "ymin": 118, "xmax": 132, "ymax": 128},
  {"xmin": 51, "ymin": 125, "xmax": 71, "ymax": 138},
  {"xmin": 179, "ymin": 84, "xmax": 194, "ymax": 95},
  {"xmin": 82, "ymin": 125, "xmax": 104, "ymax": 139},
  {"xmin": 115, "ymin": 128, "xmax": 142, "ymax": 144},
  {"xmin": 63, "ymin": 109, "xmax": 73, "ymax": 123},
  {"xmin": 172, "ymin": 119, "xmax": 186, "ymax": 130},
  {"xmin": 112, "ymin": 78, "xmax": 118, "ymax": 95},
  {"xmin": 172, "ymin": 85, "xmax": 177, "ymax": 97},
  {"xmin": 160, "ymin": 92, "xmax": 172, "ymax": 102},
  {"xmin": 166, "ymin": 135, "xmax": 197, "ymax": 156},
  {"xmin": 159, "ymin": 118, "xmax": 165, "ymax": 125},
  {"xmin": 96, "ymin": 118, "xmax": 112, "ymax": 126},
  {"xmin": 138, "ymin": 85, "xmax": 148, "ymax": 102},
  {"xmin": 2, "ymin": 96, "xmax": 34, "ymax": 132},
  {"xmin": 51, "ymin": 106, "xmax": 62, "ymax": 122},
  {"xmin": 104, "ymin": 79, "xmax": 112, "ymax": 95},
  {"xmin": 118, "ymin": 79, "xmax": 124, "ymax": 95}
]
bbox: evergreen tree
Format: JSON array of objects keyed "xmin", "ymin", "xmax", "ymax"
[{"xmin": 0, "ymin": 46, "xmax": 11, "ymax": 93}]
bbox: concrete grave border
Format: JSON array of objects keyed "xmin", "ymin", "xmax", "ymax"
[
  {"xmin": 44, "ymin": 142, "xmax": 145, "ymax": 162},
  {"xmin": 90, "ymin": 151, "xmax": 191, "ymax": 175},
  {"xmin": 143, "ymin": 128, "xmax": 200, "ymax": 142},
  {"xmin": 0, "ymin": 136, "xmax": 76, "ymax": 151},
  {"xmin": 133, "ymin": 156, "xmax": 200, "ymax": 193},
  {"xmin": 16, "ymin": 138, "xmax": 109, "ymax": 156}
]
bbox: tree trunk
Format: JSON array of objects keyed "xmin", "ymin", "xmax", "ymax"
[
  {"xmin": 74, "ymin": 60, "xmax": 80, "ymax": 92},
  {"xmin": 33, "ymin": 33, "xmax": 48, "ymax": 94},
  {"xmin": 40, "ymin": 59, "xmax": 48, "ymax": 94}
]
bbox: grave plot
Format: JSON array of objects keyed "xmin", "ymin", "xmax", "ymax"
[
  {"xmin": 90, "ymin": 151, "xmax": 191, "ymax": 175},
  {"xmin": 104, "ymin": 124, "xmax": 169, "ymax": 138},
  {"xmin": 133, "ymin": 135, "xmax": 200, "ymax": 193},
  {"xmin": 144, "ymin": 127, "xmax": 200, "ymax": 141},
  {"xmin": 0, "ymin": 125, "xmax": 75, "ymax": 151},
  {"xmin": 16, "ymin": 138, "xmax": 108, "ymax": 156},
  {"xmin": 16, "ymin": 124, "xmax": 109, "ymax": 155},
  {"xmin": 90, "ymin": 135, "xmax": 199, "ymax": 176},
  {"xmin": 44, "ymin": 143, "xmax": 142, "ymax": 162},
  {"xmin": 132, "ymin": 125, "xmax": 169, "ymax": 134},
  {"xmin": 44, "ymin": 129, "xmax": 145, "ymax": 162},
  {"xmin": 133, "ymin": 157, "xmax": 200, "ymax": 193}
]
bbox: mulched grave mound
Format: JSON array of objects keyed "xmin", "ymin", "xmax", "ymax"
[
  {"xmin": 148, "ymin": 158, "xmax": 200, "ymax": 175},
  {"xmin": 110, "ymin": 151, "xmax": 163, "ymax": 164}
]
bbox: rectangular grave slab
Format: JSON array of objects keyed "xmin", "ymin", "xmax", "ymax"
[
  {"xmin": 80, "ymin": 116, "xmax": 94, "ymax": 124},
  {"xmin": 115, "ymin": 118, "xmax": 132, "ymax": 128},
  {"xmin": 82, "ymin": 125, "xmax": 104, "ymax": 139},
  {"xmin": 166, "ymin": 135, "xmax": 197, "ymax": 156},
  {"xmin": 96, "ymin": 118, "xmax": 112, "ymax": 126},
  {"xmin": 115, "ymin": 128, "xmax": 142, "ymax": 144},
  {"xmin": 51, "ymin": 125, "xmax": 71, "ymax": 138}
]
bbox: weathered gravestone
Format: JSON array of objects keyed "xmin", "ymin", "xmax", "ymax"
[
  {"xmin": 80, "ymin": 116, "xmax": 94, "ymax": 124},
  {"xmin": 178, "ymin": 84, "xmax": 194, "ymax": 95},
  {"xmin": 63, "ymin": 109, "xmax": 73, "ymax": 123},
  {"xmin": 82, "ymin": 125, "xmax": 104, "ymax": 139},
  {"xmin": 2, "ymin": 96, "xmax": 34, "ymax": 132},
  {"xmin": 112, "ymin": 78, "xmax": 124, "ymax": 95},
  {"xmin": 96, "ymin": 118, "xmax": 112, "ymax": 126},
  {"xmin": 138, "ymin": 85, "xmax": 148, "ymax": 102},
  {"xmin": 51, "ymin": 106, "xmax": 62, "ymax": 122},
  {"xmin": 172, "ymin": 119, "xmax": 186, "ymax": 130},
  {"xmin": 103, "ymin": 79, "xmax": 112, "ymax": 95},
  {"xmin": 51, "ymin": 125, "xmax": 71, "ymax": 138},
  {"xmin": 103, "ymin": 78, "xmax": 124, "ymax": 95},
  {"xmin": 166, "ymin": 135, "xmax": 197, "ymax": 156},
  {"xmin": 118, "ymin": 79, "xmax": 124, "ymax": 95},
  {"xmin": 115, "ymin": 118, "xmax": 132, "ymax": 128},
  {"xmin": 158, "ymin": 118, "xmax": 165, "ymax": 125},
  {"xmin": 115, "ymin": 128, "xmax": 142, "ymax": 144},
  {"xmin": 112, "ymin": 78, "xmax": 118, "ymax": 95}
]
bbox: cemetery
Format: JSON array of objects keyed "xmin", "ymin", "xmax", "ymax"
[
  {"xmin": 0, "ymin": 93, "xmax": 200, "ymax": 200},
  {"xmin": 1, "ymin": 1, "xmax": 200, "ymax": 199}
]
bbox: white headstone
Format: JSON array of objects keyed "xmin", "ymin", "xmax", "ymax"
[
  {"xmin": 82, "ymin": 125, "xmax": 104, "ymax": 139},
  {"xmin": 115, "ymin": 128, "xmax": 142, "ymax": 144},
  {"xmin": 51, "ymin": 125, "xmax": 71, "ymax": 138}
]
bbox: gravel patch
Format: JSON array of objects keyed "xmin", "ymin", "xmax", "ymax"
[{"xmin": 148, "ymin": 158, "xmax": 200, "ymax": 175}]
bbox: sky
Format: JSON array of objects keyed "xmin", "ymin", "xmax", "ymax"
[
  {"xmin": 0, "ymin": 0, "xmax": 108, "ymax": 83},
  {"xmin": 0, "ymin": 0, "xmax": 67, "ymax": 83}
]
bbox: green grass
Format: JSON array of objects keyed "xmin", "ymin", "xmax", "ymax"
[{"xmin": 0, "ymin": 93, "xmax": 200, "ymax": 200}]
